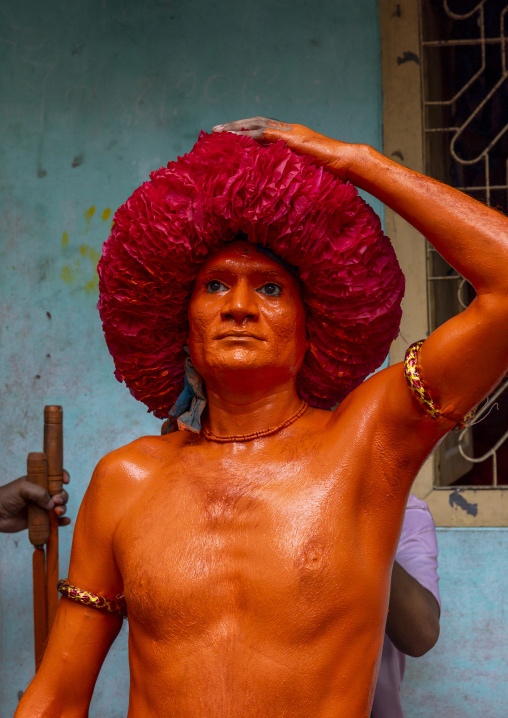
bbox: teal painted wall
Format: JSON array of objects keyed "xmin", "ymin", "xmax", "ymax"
[{"xmin": 402, "ymin": 529, "xmax": 508, "ymax": 718}]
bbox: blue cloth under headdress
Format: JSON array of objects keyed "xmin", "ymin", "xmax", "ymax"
[{"xmin": 165, "ymin": 356, "xmax": 207, "ymax": 434}]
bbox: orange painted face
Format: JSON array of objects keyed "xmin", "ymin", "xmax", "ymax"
[{"xmin": 188, "ymin": 241, "xmax": 307, "ymax": 391}]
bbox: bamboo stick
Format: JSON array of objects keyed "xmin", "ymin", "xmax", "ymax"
[
  {"xmin": 44, "ymin": 406, "xmax": 63, "ymax": 631},
  {"xmin": 27, "ymin": 451, "xmax": 49, "ymax": 670}
]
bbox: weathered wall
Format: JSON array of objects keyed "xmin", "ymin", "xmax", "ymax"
[
  {"xmin": 402, "ymin": 529, "xmax": 508, "ymax": 718},
  {"xmin": 0, "ymin": 0, "xmax": 383, "ymax": 715}
]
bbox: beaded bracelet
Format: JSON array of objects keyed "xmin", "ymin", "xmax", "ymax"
[
  {"xmin": 57, "ymin": 578, "xmax": 127, "ymax": 617},
  {"xmin": 404, "ymin": 340, "xmax": 476, "ymax": 430}
]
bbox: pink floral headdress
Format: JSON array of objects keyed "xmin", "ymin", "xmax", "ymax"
[{"xmin": 98, "ymin": 132, "xmax": 405, "ymax": 418}]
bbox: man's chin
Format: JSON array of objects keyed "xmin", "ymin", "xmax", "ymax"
[
  {"xmin": 215, "ymin": 358, "xmax": 273, "ymax": 375},
  {"xmin": 198, "ymin": 356, "xmax": 288, "ymax": 385}
]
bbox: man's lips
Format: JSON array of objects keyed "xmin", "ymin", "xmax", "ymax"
[{"xmin": 216, "ymin": 331, "xmax": 262, "ymax": 340}]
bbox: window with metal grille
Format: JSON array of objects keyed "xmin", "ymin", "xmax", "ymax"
[{"xmin": 420, "ymin": 0, "xmax": 508, "ymax": 488}]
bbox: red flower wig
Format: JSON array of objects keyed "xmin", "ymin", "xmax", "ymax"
[{"xmin": 98, "ymin": 131, "xmax": 404, "ymax": 418}]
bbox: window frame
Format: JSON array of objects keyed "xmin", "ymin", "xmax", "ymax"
[{"xmin": 379, "ymin": 0, "xmax": 508, "ymax": 526}]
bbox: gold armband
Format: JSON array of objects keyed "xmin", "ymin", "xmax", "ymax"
[
  {"xmin": 57, "ymin": 579, "xmax": 127, "ymax": 617},
  {"xmin": 404, "ymin": 340, "xmax": 475, "ymax": 429}
]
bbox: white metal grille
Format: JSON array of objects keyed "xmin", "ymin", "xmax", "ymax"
[{"xmin": 419, "ymin": 0, "xmax": 508, "ymax": 487}]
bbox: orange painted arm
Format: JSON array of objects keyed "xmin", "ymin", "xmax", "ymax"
[
  {"xmin": 329, "ymin": 138, "xmax": 508, "ymax": 423},
  {"xmin": 214, "ymin": 119, "xmax": 508, "ymax": 423},
  {"xmin": 15, "ymin": 456, "xmax": 126, "ymax": 717},
  {"xmin": 15, "ymin": 599, "xmax": 122, "ymax": 717}
]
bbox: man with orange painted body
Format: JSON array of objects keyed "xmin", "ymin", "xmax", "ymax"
[{"xmin": 16, "ymin": 118, "xmax": 508, "ymax": 717}]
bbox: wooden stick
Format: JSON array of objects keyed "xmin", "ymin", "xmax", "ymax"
[
  {"xmin": 32, "ymin": 548, "xmax": 47, "ymax": 670},
  {"xmin": 44, "ymin": 405, "xmax": 63, "ymax": 632},
  {"xmin": 27, "ymin": 451, "xmax": 49, "ymax": 670}
]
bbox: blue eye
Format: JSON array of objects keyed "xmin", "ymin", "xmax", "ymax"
[
  {"xmin": 206, "ymin": 280, "xmax": 227, "ymax": 293},
  {"xmin": 257, "ymin": 283, "xmax": 282, "ymax": 297}
]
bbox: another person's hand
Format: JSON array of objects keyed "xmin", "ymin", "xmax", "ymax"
[
  {"xmin": 386, "ymin": 560, "xmax": 440, "ymax": 657},
  {"xmin": 212, "ymin": 117, "xmax": 356, "ymax": 181},
  {"xmin": 0, "ymin": 471, "xmax": 70, "ymax": 533}
]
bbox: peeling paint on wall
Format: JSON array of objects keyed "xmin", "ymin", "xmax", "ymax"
[
  {"xmin": 84, "ymin": 205, "xmax": 96, "ymax": 232},
  {"xmin": 449, "ymin": 490, "xmax": 479, "ymax": 517},
  {"xmin": 59, "ymin": 207, "xmax": 111, "ymax": 294}
]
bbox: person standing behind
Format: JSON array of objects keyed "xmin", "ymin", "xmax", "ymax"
[{"xmin": 373, "ymin": 495, "xmax": 440, "ymax": 717}]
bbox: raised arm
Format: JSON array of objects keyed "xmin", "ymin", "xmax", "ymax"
[
  {"xmin": 15, "ymin": 454, "xmax": 128, "ymax": 717},
  {"xmin": 214, "ymin": 119, "xmax": 508, "ymax": 424}
]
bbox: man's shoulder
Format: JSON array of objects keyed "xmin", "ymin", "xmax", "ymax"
[
  {"xmin": 78, "ymin": 433, "xmax": 187, "ymax": 530},
  {"xmin": 331, "ymin": 360, "xmax": 448, "ymax": 436},
  {"xmin": 329, "ymin": 363, "xmax": 404, "ymax": 424},
  {"xmin": 96, "ymin": 435, "xmax": 154, "ymax": 467},
  {"xmin": 90, "ymin": 433, "xmax": 181, "ymax": 492}
]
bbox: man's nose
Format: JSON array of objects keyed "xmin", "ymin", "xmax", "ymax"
[{"xmin": 221, "ymin": 282, "xmax": 259, "ymax": 322}]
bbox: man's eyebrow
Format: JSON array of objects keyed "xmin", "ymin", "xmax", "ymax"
[
  {"xmin": 200, "ymin": 266, "xmax": 286, "ymax": 279},
  {"xmin": 252, "ymin": 268, "xmax": 285, "ymax": 278},
  {"xmin": 199, "ymin": 265, "xmax": 230, "ymax": 276}
]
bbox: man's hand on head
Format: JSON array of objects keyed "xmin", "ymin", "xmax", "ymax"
[
  {"xmin": 0, "ymin": 471, "xmax": 70, "ymax": 534},
  {"xmin": 212, "ymin": 116, "xmax": 293, "ymax": 141},
  {"xmin": 212, "ymin": 118, "xmax": 356, "ymax": 181}
]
